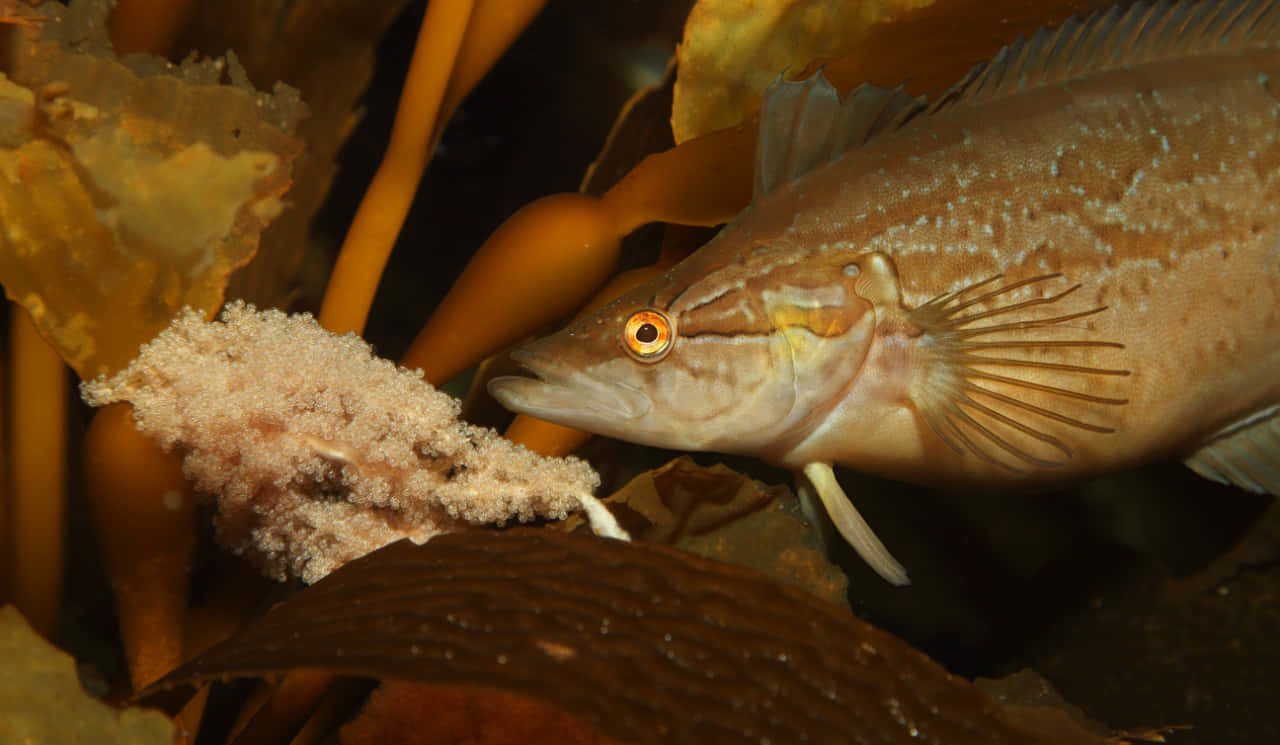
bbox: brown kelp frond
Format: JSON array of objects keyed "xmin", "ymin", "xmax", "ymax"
[{"xmin": 140, "ymin": 531, "xmax": 1117, "ymax": 745}]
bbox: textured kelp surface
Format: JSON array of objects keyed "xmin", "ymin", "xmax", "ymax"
[
  {"xmin": 144, "ymin": 531, "xmax": 1113, "ymax": 745},
  {"xmin": 176, "ymin": 0, "xmax": 414, "ymax": 306}
]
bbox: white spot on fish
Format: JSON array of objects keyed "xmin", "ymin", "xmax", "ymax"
[{"xmin": 1126, "ymin": 169, "xmax": 1145, "ymax": 196}]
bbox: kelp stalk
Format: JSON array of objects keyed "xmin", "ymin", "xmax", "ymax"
[
  {"xmin": 83, "ymin": 403, "xmax": 196, "ymax": 690},
  {"xmin": 6, "ymin": 308, "xmax": 67, "ymax": 638},
  {"xmin": 400, "ymin": 193, "xmax": 622, "ymax": 384},
  {"xmin": 319, "ymin": 0, "xmax": 475, "ymax": 336},
  {"xmin": 398, "ymin": 120, "xmax": 755, "ymax": 389},
  {"xmin": 435, "ymin": 0, "xmax": 549, "ymax": 144}
]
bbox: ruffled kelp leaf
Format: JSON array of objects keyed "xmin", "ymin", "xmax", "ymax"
[
  {"xmin": 672, "ymin": 0, "xmax": 1125, "ymax": 142},
  {"xmin": 143, "ymin": 530, "xmax": 1117, "ymax": 745},
  {"xmin": 0, "ymin": 606, "xmax": 174, "ymax": 744},
  {"xmin": 674, "ymin": 0, "xmax": 935, "ymax": 141},
  {"xmin": 176, "ymin": 0, "xmax": 414, "ymax": 307},
  {"xmin": 599, "ymin": 455, "xmax": 848, "ymax": 608},
  {"xmin": 0, "ymin": 0, "xmax": 303, "ymax": 378}
]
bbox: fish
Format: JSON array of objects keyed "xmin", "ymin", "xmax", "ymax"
[{"xmin": 489, "ymin": 0, "xmax": 1280, "ymax": 585}]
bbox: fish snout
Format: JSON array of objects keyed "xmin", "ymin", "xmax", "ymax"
[{"xmin": 488, "ymin": 349, "xmax": 652, "ymax": 424}]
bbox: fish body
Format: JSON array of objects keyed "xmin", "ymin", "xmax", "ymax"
[{"xmin": 491, "ymin": 0, "xmax": 1280, "ymax": 583}]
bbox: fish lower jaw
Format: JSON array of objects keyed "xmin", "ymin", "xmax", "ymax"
[
  {"xmin": 488, "ymin": 353, "xmax": 652, "ymax": 425},
  {"xmin": 489, "ymin": 375, "xmax": 648, "ymax": 423}
]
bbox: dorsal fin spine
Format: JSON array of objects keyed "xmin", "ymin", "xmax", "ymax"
[
  {"xmin": 754, "ymin": 76, "xmax": 924, "ymax": 199},
  {"xmin": 752, "ymin": 0, "xmax": 1280, "ymax": 199}
]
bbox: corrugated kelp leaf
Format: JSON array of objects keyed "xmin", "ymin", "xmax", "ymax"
[{"xmin": 144, "ymin": 530, "xmax": 1115, "ymax": 745}]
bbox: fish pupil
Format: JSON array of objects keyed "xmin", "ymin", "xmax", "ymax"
[{"xmin": 635, "ymin": 323, "xmax": 659, "ymax": 343}]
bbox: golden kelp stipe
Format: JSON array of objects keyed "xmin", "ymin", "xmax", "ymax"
[
  {"xmin": 319, "ymin": 0, "xmax": 475, "ymax": 336},
  {"xmin": 83, "ymin": 403, "xmax": 195, "ymax": 691}
]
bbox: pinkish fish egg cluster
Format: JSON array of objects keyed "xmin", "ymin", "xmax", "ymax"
[{"xmin": 81, "ymin": 302, "xmax": 625, "ymax": 583}]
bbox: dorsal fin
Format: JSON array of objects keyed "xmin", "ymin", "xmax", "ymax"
[
  {"xmin": 754, "ymin": 0, "xmax": 1280, "ymax": 198},
  {"xmin": 754, "ymin": 74, "xmax": 925, "ymax": 199},
  {"xmin": 932, "ymin": 0, "xmax": 1280, "ymax": 113}
]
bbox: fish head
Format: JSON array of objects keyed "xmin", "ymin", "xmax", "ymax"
[{"xmin": 489, "ymin": 248, "xmax": 882, "ymax": 458}]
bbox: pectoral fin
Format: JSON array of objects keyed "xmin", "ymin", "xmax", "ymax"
[
  {"xmin": 908, "ymin": 273, "xmax": 1129, "ymax": 471},
  {"xmin": 1185, "ymin": 407, "xmax": 1280, "ymax": 495},
  {"xmin": 802, "ymin": 462, "xmax": 910, "ymax": 586}
]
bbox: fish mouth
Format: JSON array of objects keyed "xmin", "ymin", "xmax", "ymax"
[{"xmin": 488, "ymin": 349, "xmax": 651, "ymax": 424}]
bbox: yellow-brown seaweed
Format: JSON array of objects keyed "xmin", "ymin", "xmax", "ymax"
[{"xmin": 0, "ymin": 2, "xmax": 302, "ymax": 378}]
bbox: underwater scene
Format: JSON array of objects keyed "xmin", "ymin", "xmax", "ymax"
[{"xmin": 0, "ymin": 0, "xmax": 1276, "ymax": 743}]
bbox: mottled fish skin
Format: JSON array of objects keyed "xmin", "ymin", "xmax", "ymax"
[
  {"xmin": 767, "ymin": 54, "xmax": 1280, "ymax": 483},
  {"xmin": 491, "ymin": 0, "xmax": 1280, "ymax": 580}
]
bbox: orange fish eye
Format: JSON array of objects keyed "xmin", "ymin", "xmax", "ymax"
[{"xmin": 621, "ymin": 309, "xmax": 675, "ymax": 362}]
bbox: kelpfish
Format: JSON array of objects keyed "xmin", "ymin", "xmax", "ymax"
[{"xmin": 490, "ymin": 0, "xmax": 1280, "ymax": 585}]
